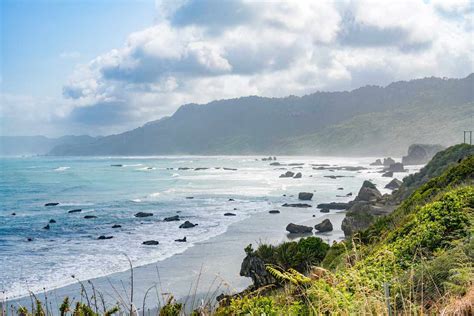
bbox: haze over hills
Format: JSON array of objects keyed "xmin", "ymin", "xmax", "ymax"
[
  {"xmin": 3, "ymin": 74, "xmax": 473, "ymax": 157},
  {"xmin": 0, "ymin": 135, "xmax": 97, "ymax": 156}
]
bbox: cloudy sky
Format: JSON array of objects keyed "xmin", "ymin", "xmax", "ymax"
[{"xmin": 1, "ymin": 0, "xmax": 473, "ymax": 137}]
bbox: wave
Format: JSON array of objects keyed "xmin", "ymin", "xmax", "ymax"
[{"xmin": 54, "ymin": 166, "xmax": 70, "ymax": 171}]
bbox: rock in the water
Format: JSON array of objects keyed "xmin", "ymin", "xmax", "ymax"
[
  {"xmin": 383, "ymin": 157, "xmax": 396, "ymax": 166},
  {"xmin": 293, "ymin": 172, "xmax": 302, "ymax": 178},
  {"xmin": 354, "ymin": 181, "xmax": 382, "ymax": 202},
  {"xmin": 84, "ymin": 215, "xmax": 97, "ymax": 219},
  {"xmin": 175, "ymin": 237, "xmax": 187, "ymax": 242},
  {"xmin": 337, "ymin": 187, "xmax": 344, "ymax": 190},
  {"xmin": 110, "ymin": 164, "xmax": 123, "ymax": 167},
  {"xmin": 315, "ymin": 219, "xmax": 333, "ymax": 232},
  {"xmin": 346, "ymin": 192, "xmax": 353, "ymax": 197},
  {"xmin": 269, "ymin": 210, "xmax": 280, "ymax": 214},
  {"xmin": 270, "ymin": 162, "xmax": 281, "ymax": 166},
  {"xmin": 279, "ymin": 171, "xmax": 295, "ymax": 178},
  {"xmin": 43, "ymin": 224, "xmax": 50, "ymax": 230},
  {"xmin": 298, "ymin": 192, "xmax": 313, "ymax": 200},
  {"xmin": 112, "ymin": 224, "xmax": 122, "ymax": 228},
  {"xmin": 228, "ymin": 198, "xmax": 235, "ymax": 201},
  {"xmin": 223, "ymin": 168, "xmax": 237, "ymax": 171},
  {"xmin": 385, "ymin": 178, "xmax": 402, "ymax": 190},
  {"xmin": 45, "ymin": 202, "xmax": 59, "ymax": 207},
  {"xmin": 341, "ymin": 202, "xmax": 375, "ymax": 236},
  {"xmin": 386, "ymin": 162, "xmax": 405, "ymax": 172},
  {"xmin": 164, "ymin": 215, "xmax": 180, "ymax": 222},
  {"xmin": 179, "ymin": 221, "xmax": 197, "ymax": 229},
  {"xmin": 142, "ymin": 240, "xmax": 159, "ymax": 245},
  {"xmin": 186, "ymin": 196, "xmax": 194, "ymax": 199},
  {"xmin": 282, "ymin": 203, "xmax": 312, "ymax": 208},
  {"xmin": 11, "ymin": 212, "xmax": 16, "ymax": 216},
  {"xmin": 316, "ymin": 202, "xmax": 349, "ymax": 210},
  {"xmin": 320, "ymin": 208, "xmax": 330, "ymax": 213},
  {"xmin": 98, "ymin": 235, "xmax": 113, "ymax": 240},
  {"xmin": 68, "ymin": 209, "xmax": 82, "ymax": 213},
  {"xmin": 240, "ymin": 248, "xmax": 275, "ymax": 288},
  {"xmin": 402, "ymin": 144, "xmax": 444, "ymax": 165},
  {"xmin": 135, "ymin": 212, "xmax": 153, "ymax": 218},
  {"xmin": 370, "ymin": 159, "xmax": 383, "ymax": 166},
  {"xmin": 224, "ymin": 212, "xmax": 236, "ymax": 216},
  {"xmin": 382, "ymin": 171, "xmax": 393, "ymax": 177},
  {"xmin": 49, "ymin": 219, "xmax": 56, "ymax": 224},
  {"xmin": 27, "ymin": 238, "xmax": 33, "ymax": 242},
  {"xmin": 286, "ymin": 223, "xmax": 313, "ymax": 234}
]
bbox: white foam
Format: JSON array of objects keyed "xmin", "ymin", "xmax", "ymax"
[{"xmin": 54, "ymin": 166, "xmax": 70, "ymax": 171}]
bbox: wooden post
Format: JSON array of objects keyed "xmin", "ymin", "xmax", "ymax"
[{"xmin": 384, "ymin": 282, "xmax": 392, "ymax": 316}]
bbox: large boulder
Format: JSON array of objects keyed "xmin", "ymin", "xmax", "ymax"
[
  {"xmin": 286, "ymin": 223, "xmax": 313, "ymax": 234},
  {"xmin": 282, "ymin": 203, "xmax": 312, "ymax": 208},
  {"xmin": 386, "ymin": 162, "xmax": 406, "ymax": 172},
  {"xmin": 341, "ymin": 202, "xmax": 375, "ymax": 236},
  {"xmin": 402, "ymin": 144, "xmax": 444, "ymax": 165},
  {"xmin": 383, "ymin": 157, "xmax": 396, "ymax": 166},
  {"xmin": 354, "ymin": 181, "xmax": 382, "ymax": 202},
  {"xmin": 135, "ymin": 212, "xmax": 153, "ymax": 218},
  {"xmin": 385, "ymin": 178, "xmax": 402, "ymax": 190},
  {"xmin": 316, "ymin": 202, "xmax": 350, "ymax": 210},
  {"xmin": 315, "ymin": 219, "xmax": 333, "ymax": 232},
  {"xmin": 293, "ymin": 172, "xmax": 302, "ymax": 179},
  {"xmin": 279, "ymin": 171, "xmax": 295, "ymax": 178},
  {"xmin": 370, "ymin": 159, "xmax": 383, "ymax": 166},
  {"xmin": 179, "ymin": 221, "xmax": 197, "ymax": 228},
  {"xmin": 298, "ymin": 192, "xmax": 313, "ymax": 200},
  {"xmin": 240, "ymin": 248, "xmax": 275, "ymax": 288},
  {"xmin": 142, "ymin": 240, "xmax": 159, "ymax": 245},
  {"xmin": 164, "ymin": 215, "xmax": 180, "ymax": 221}
]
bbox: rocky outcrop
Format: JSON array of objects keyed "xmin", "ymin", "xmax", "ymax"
[
  {"xmin": 179, "ymin": 221, "xmax": 197, "ymax": 228},
  {"xmin": 142, "ymin": 240, "xmax": 159, "ymax": 245},
  {"xmin": 68, "ymin": 209, "xmax": 82, "ymax": 213},
  {"xmin": 316, "ymin": 202, "xmax": 350, "ymax": 210},
  {"xmin": 269, "ymin": 210, "xmax": 280, "ymax": 214},
  {"xmin": 282, "ymin": 203, "xmax": 312, "ymax": 208},
  {"xmin": 298, "ymin": 192, "xmax": 313, "ymax": 200},
  {"xmin": 385, "ymin": 162, "xmax": 406, "ymax": 172},
  {"xmin": 240, "ymin": 248, "xmax": 276, "ymax": 288},
  {"xmin": 370, "ymin": 159, "xmax": 383, "ymax": 166},
  {"xmin": 293, "ymin": 172, "xmax": 302, "ymax": 178},
  {"xmin": 286, "ymin": 223, "xmax": 313, "ymax": 234},
  {"xmin": 135, "ymin": 212, "xmax": 153, "ymax": 218},
  {"xmin": 98, "ymin": 235, "xmax": 113, "ymax": 240},
  {"xmin": 175, "ymin": 237, "xmax": 187, "ymax": 242},
  {"xmin": 385, "ymin": 178, "xmax": 402, "ymax": 190},
  {"xmin": 45, "ymin": 202, "xmax": 59, "ymax": 207},
  {"xmin": 224, "ymin": 212, "xmax": 236, "ymax": 216},
  {"xmin": 49, "ymin": 219, "xmax": 56, "ymax": 223},
  {"xmin": 315, "ymin": 219, "xmax": 333, "ymax": 232},
  {"xmin": 383, "ymin": 157, "xmax": 396, "ymax": 166},
  {"xmin": 84, "ymin": 215, "xmax": 97, "ymax": 219},
  {"xmin": 354, "ymin": 180, "xmax": 382, "ymax": 202},
  {"xmin": 112, "ymin": 224, "xmax": 122, "ymax": 228},
  {"xmin": 341, "ymin": 202, "xmax": 375, "ymax": 236},
  {"xmin": 382, "ymin": 171, "xmax": 393, "ymax": 177},
  {"xmin": 320, "ymin": 208, "xmax": 330, "ymax": 213},
  {"xmin": 164, "ymin": 215, "xmax": 180, "ymax": 221},
  {"xmin": 402, "ymin": 144, "xmax": 444, "ymax": 165}
]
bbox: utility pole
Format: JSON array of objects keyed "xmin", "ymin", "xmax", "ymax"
[{"xmin": 464, "ymin": 131, "xmax": 473, "ymax": 145}]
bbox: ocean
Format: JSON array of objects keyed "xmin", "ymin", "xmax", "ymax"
[{"xmin": 0, "ymin": 155, "xmax": 419, "ymax": 300}]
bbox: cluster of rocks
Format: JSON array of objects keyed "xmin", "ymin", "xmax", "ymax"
[
  {"xmin": 261, "ymin": 156, "xmax": 277, "ymax": 161},
  {"xmin": 402, "ymin": 144, "xmax": 444, "ymax": 165},
  {"xmin": 279, "ymin": 171, "xmax": 302, "ymax": 178}
]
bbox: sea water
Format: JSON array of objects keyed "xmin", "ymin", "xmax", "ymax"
[{"xmin": 0, "ymin": 156, "xmax": 420, "ymax": 300}]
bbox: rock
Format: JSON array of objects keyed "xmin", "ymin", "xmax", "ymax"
[
  {"xmin": 178, "ymin": 167, "xmax": 191, "ymax": 170},
  {"xmin": 194, "ymin": 167, "xmax": 209, "ymax": 171},
  {"xmin": 135, "ymin": 212, "xmax": 153, "ymax": 218},
  {"xmin": 186, "ymin": 197, "xmax": 194, "ymax": 199},
  {"xmin": 383, "ymin": 157, "xmax": 396, "ymax": 166},
  {"xmin": 288, "ymin": 163, "xmax": 304, "ymax": 166},
  {"xmin": 175, "ymin": 237, "xmax": 187, "ymax": 242},
  {"xmin": 228, "ymin": 198, "xmax": 235, "ymax": 201},
  {"xmin": 386, "ymin": 162, "xmax": 406, "ymax": 172},
  {"xmin": 325, "ymin": 175, "xmax": 337, "ymax": 179},
  {"xmin": 293, "ymin": 172, "xmax": 302, "ymax": 178},
  {"xmin": 84, "ymin": 215, "xmax": 97, "ymax": 219},
  {"xmin": 316, "ymin": 202, "xmax": 349, "ymax": 210},
  {"xmin": 164, "ymin": 215, "xmax": 180, "ymax": 222},
  {"xmin": 240, "ymin": 247, "xmax": 275, "ymax": 288},
  {"xmin": 269, "ymin": 162, "xmax": 281, "ymax": 166},
  {"xmin": 179, "ymin": 221, "xmax": 197, "ymax": 229},
  {"xmin": 385, "ymin": 178, "xmax": 402, "ymax": 190},
  {"xmin": 315, "ymin": 219, "xmax": 333, "ymax": 232},
  {"xmin": 224, "ymin": 212, "xmax": 236, "ymax": 216},
  {"xmin": 110, "ymin": 164, "xmax": 123, "ymax": 167},
  {"xmin": 382, "ymin": 171, "xmax": 393, "ymax": 177},
  {"xmin": 298, "ymin": 192, "xmax": 313, "ymax": 200},
  {"xmin": 341, "ymin": 202, "xmax": 375, "ymax": 237},
  {"xmin": 45, "ymin": 202, "xmax": 59, "ymax": 207},
  {"xmin": 402, "ymin": 144, "xmax": 444, "ymax": 165},
  {"xmin": 269, "ymin": 210, "xmax": 280, "ymax": 214},
  {"xmin": 142, "ymin": 240, "xmax": 159, "ymax": 245},
  {"xmin": 279, "ymin": 171, "xmax": 295, "ymax": 178},
  {"xmin": 223, "ymin": 168, "xmax": 237, "ymax": 171},
  {"xmin": 286, "ymin": 223, "xmax": 313, "ymax": 234},
  {"xmin": 68, "ymin": 209, "xmax": 82, "ymax": 213},
  {"xmin": 320, "ymin": 208, "xmax": 330, "ymax": 213},
  {"xmin": 27, "ymin": 238, "xmax": 33, "ymax": 242},
  {"xmin": 11, "ymin": 212, "xmax": 16, "ymax": 216},
  {"xmin": 354, "ymin": 181, "xmax": 382, "ymax": 202},
  {"xmin": 337, "ymin": 187, "xmax": 344, "ymax": 190},
  {"xmin": 43, "ymin": 224, "xmax": 50, "ymax": 230},
  {"xmin": 370, "ymin": 159, "xmax": 383, "ymax": 166},
  {"xmin": 98, "ymin": 235, "xmax": 113, "ymax": 240},
  {"xmin": 49, "ymin": 219, "xmax": 56, "ymax": 224},
  {"xmin": 112, "ymin": 224, "xmax": 122, "ymax": 228},
  {"xmin": 282, "ymin": 203, "xmax": 312, "ymax": 208},
  {"xmin": 146, "ymin": 167, "xmax": 153, "ymax": 170}
]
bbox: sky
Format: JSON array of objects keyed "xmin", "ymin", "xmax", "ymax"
[{"xmin": 0, "ymin": 0, "xmax": 473, "ymax": 137}]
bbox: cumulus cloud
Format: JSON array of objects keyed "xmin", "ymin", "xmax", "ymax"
[{"xmin": 53, "ymin": 0, "xmax": 474, "ymax": 135}]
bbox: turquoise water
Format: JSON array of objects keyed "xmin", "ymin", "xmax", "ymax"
[{"xmin": 0, "ymin": 156, "xmax": 417, "ymax": 300}]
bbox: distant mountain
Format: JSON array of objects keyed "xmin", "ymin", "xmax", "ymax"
[
  {"xmin": 49, "ymin": 74, "xmax": 473, "ymax": 156},
  {"xmin": 0, "ymin": 135, "xmax": 97, "ymax": 156}
]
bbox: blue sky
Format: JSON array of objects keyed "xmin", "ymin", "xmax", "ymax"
[{"xmin": 1, "ymin": 0, "xmax": 473, "ymax": 136}]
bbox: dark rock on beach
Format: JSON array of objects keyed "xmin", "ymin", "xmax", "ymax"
[
  {"xmin": 43, "ymin": 224, "xmax": 50, "ymax": 230},
  {"xmin": 385, "ymin": 178, "xmax": 402, "ymax": 190},
  {"xmin": 279, "ymin": 171, "xmax": 295, "ymax": 178},
  {"xmin": 228, "ymin": 198, "xmax": 235, "ymax": 201},
  {"xmin": 320, "ymin": 208, "xmax": 330, "ymax": 213},
  {"xmin": 179, "ymin": 221, "xmax": 197, "ymax": 228},
  {"xmin": 316, "ymin": 202, "xmax": 349, "ymax": 210},
  {"xmin": 112, "ymin": 224, "xmax": 122, "ymax": 228},
  {"xmin": 98, "ymin": 235, "xmax": 113, "ymax": 240},
  {"xmin": 186, "ymin": 197, "xmax": 194, "ymax": 199},
  {"xmin": 286, "ymin": 223, "xmax": 313, "ymax": 234},
  {"xmin": 84, "ymin": 215, "xmax": 97, "ymax": 219},
  {"xmin": 135, "ymin": 212, "xmax": 153, "ymax": 218},
  {"xmin": 175, "ymin": 237, "xmax": 187, "ymax": 242},
  {"xmin": 224, "ymin": 212, "xmax": 236, "ymax": 216},
  {"xmin": 282, "ymin": 203, "xmax": 312, "ymax": 208},
  {"xmin": 269, "ymin": 210, "xmax": 280, "ymax": 214},
  {"xmin": 315, "ymin": 219, "xmax": 333, "ymax": 232},
  {"xmin": 49, "ymin": 219, "xmax": 56, "ymax": 224},
  {"xmin": 223, "ymin": 167, "xmax": 237, "ymax": 171},
  {"xmin": 298, "ymin": 192, "xmax": 313, "ymax": 200},
  {"xmin": 164, "ymin": 215, "xmax": 180, "ymax": 222},
  {"xmin": 293, "ymin": 172, "xmax": 302, "ymax": 178},
  {"xmin": 142, "ymin": 240, "xmax": 159, "ymax": 245},
  {"xmin": 68, "ymin": 209, "xmax": 82, "ymax": 213},
  {"xmin": 240, "ymin": 247, "xmax": 275, "ymax": 288},
  {"xmin": 45, "ymin": 202, "xmax": 59, "ymax": 207}
]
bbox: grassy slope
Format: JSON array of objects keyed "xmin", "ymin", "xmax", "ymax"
[{"xmin": 218, "ymin": 145, "xmax": 474, "ymax": 315}]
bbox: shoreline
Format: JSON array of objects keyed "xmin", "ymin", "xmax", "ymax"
[{"xmin": 7, "ymin": 204, "xmax": 346, "ymax": 310}]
